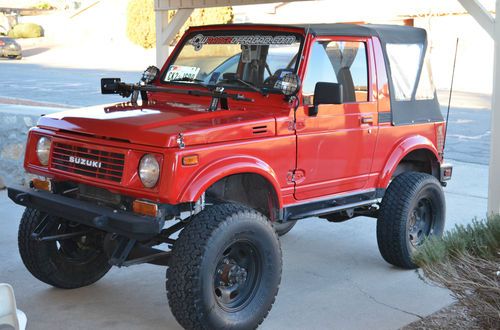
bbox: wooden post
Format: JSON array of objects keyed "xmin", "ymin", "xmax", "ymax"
[
  {"xmin": 488, "ymin": 0, "xmax": 500, "ymax": 215},
  {"xmin": 154, "ymin": 3, "xmax": 193, "ymax": 68}
]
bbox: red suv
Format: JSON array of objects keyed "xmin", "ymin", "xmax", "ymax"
[{"xmin": 8, "ymin": 23, "xmax": 452, "ymax": 329}]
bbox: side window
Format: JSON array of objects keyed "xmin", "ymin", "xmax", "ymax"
[
  {"xmin": 302, "ymin": 40, "xmax": 368, "ymax": 105},
  {"xmin": 385, "ymin": 43, "xmax": 436, "ymax": 101}
]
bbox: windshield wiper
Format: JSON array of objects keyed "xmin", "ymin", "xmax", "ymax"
[{"xmin": 219, "ymin": 73, "xmax": 268, "ymax": 96}]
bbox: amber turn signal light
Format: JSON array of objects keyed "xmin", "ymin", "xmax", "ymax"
[
  {"xmin": 182, "ymin": 155, "xmax": 199, "ymax": 166},
  {"xmin": 132, "ymin": 200, "xmax": 159, "ymax": 217},
  {"xmin": 31, "ymin": 178, "xmax": 51, "ymax": 192}
]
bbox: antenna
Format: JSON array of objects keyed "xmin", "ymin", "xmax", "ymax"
[{"xmin": 443, "ymin": 38, "xmax": 459, "ymax": 154}]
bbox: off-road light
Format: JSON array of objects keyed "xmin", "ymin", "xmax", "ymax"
[
  {"xmin": 139, "ymin": 154, "xmax": 160, "ymax": 188},
  {"xmin": 276, "ymin": 73, "xmax": 301, "ymax": 96},
  {"xmin": 141, "ymin": 66, "xmax": 160, "ymax": 84},
  {"xmin": 36, "ymin": 136, "xmax": 51, "ymax": 166}
]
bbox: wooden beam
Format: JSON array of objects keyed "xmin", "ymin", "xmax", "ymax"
[
  {"xmin": 155, "ymin": 0, "xmax": 309, "ymax": 11},
  {"xmin": 457, "ymin": 0, "xmax": 494, "ymax": 38},
  {"xmin": 162, "ymin": 8, "xmax": 194, "ymax": 45}
]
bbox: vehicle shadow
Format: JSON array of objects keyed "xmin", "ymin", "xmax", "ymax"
[{"xmin": 21, "ymin": 47, "xmax": 51, "ymax": 57}]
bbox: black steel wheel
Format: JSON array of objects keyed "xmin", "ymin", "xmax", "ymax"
[
  {"xmin": 213, "ymin": 241, "xmax": 261, "ymax": 312},
  {"xmin": 166, "ymin": 203, "xmax": 282, "ymax": 329},
  {"xmin": 408, "ymin": 197, "xmax": 435, "ymax": 249},
  {"xmin": 18, "ymin": 208, "xmax": 111, "ymax": 289},
  {"xmin": 377, "ymin": 172, "xmax": 445, "ymax": 269},
  {"xmin": 273, "ymin": 220, "xmax": 297, "ymax": 236}
]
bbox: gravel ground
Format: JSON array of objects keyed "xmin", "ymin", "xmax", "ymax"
[{"xmin": 402, "ymin": 303, "xmax": 482, "ymax": 330}]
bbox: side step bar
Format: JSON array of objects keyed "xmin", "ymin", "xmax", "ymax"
[{"xmin": 281, "ymin": 189, "xmax": 384, "ymax": 221}]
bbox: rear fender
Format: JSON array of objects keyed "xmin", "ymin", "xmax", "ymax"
[{"xmin": 378, "ymin": 135, "xmax": 439, "ymax": 188}]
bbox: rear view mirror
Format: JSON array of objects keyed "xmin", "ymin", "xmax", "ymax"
[
  {"xmin": 309, "ymin": 82, "xmax": 343, "ymax": 116},
  {"xmin": 101, "ymin": 78, "xmax": 121, "ymax": 94}
]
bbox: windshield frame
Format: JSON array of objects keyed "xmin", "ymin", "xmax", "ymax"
[{"xmin": 159, "ymin": 27, "xmax": 306, "ymax": 94}]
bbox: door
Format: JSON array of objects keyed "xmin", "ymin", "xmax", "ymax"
[{"xmin": 294, "ymin": 37, "xmax": 378, "ymax": 200}]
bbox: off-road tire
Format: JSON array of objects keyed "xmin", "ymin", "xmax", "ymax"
[
  {"xmin": 377, "ymin": 172, "xmax": 445, "ymax": 269},
  {"xmin": 18, "ymin": 208, "xmax": 112, "ymax": 289},
  {"xmin": 273, "ymin": 220, "xmax": 297, "ymax": 236},
  {"xmin": 166, "ymin": 203, "xmax": 282, "ymax": 330}
]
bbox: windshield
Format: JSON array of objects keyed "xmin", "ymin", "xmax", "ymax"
[{"xmin": 163, "ymin": 31, "xmax": 303, "ymax": 92}]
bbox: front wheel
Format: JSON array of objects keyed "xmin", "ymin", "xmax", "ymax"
[
  {"xmin": 18, "ymin": 208, "xmax": 111, "ymax": 289},
  {"xmin": 166, "ymin": 203, "xmax": 282, "ymax": 329},
  {"xmin": 376, "ymin": 172, "xmax": 445, "ymax": 269}
]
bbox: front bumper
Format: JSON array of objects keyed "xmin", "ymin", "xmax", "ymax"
[{"xmin": 8, "ymin": 185, "xmax": 164, "ymax": 240}]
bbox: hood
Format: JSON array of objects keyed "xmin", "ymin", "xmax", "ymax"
[{"xmin": 37, "ymin": 101, "xmax": 277, "ymax": 148}]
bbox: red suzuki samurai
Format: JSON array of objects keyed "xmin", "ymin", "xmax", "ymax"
[{"xmin": 8, "ymin": 23, "xmax": 452, "ymax": 329}]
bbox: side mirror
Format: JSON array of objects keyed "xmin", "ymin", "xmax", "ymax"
[
  {"xmin": 222, "ymin": 72, "xmax": 239, "ymax": 80},
  {"xmin": 309, "ymin": 82, "xmax": 343, "ymax": 116},
  {"xmin": 101, "ymin": 78, "xmax": 121, "ymax": 94}
]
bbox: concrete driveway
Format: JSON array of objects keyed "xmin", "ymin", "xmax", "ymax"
[{"xmin": 0, "ymin": 160, "xmax": 487, "ymax": 330}]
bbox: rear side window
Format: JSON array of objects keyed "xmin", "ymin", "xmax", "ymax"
[
  {"xmin": 386, "ymin": 43, "xmax": 435, "ymax": 101},
  {"xmin": 302, "ymin": 40, "xmax": 368, "ymax": 105}
]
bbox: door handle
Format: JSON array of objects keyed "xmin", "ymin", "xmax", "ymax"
[{"xmin": 360, "ymin": 115, "xmax": 374, "ymax": 125}]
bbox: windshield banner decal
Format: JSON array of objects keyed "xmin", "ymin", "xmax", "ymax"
[{"xmin": 188, "ymin": 34, "xmax": 297, "ymax": 51}]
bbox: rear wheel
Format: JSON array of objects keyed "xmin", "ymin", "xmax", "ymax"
[
  {"xmin": 166, "ymin": 203, "xmax": 282, "ymax": 329},
  {"xmin": 376, "ymin": 172, "xmax": 445, "ymax": 269},
  {"xmin": 18, "ymin": 208, "xmax": 111, "ymax": 289}
]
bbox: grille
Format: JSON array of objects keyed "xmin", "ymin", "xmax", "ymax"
[{"xmin": 51, "ymin": 142, "xmax": 125, "ymax": 183}]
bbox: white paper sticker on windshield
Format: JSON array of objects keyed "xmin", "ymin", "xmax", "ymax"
[{"xmin": 165, "ymin": 65, "xmax": 201, "ymax": 81}]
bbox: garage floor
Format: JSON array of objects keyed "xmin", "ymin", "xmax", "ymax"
[{"xmin": 0, "ymin": 161, "xmax": 487, "ymax": 330}]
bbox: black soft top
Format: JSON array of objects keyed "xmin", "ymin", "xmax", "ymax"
[
  {"xmin": 190, "ymin": 23, "xmax": 443, "ymax": 125},
  {"xmin": 302, "ymin": 24, "xmax": 442, "ymax": 125},
  {"xmin": 304, "ymin": 23, "xmax": 424, "ymax": 43}
]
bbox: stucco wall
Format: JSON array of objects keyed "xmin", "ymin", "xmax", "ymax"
[{"xmin": 0, "ymin": 105, "xmax": 56, "ymax": 188}]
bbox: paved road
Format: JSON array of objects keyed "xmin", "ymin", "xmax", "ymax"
[
  {"xmin": 442, "ymin": 106, "xmax": 490, "ymax": 165},
  {"xmin": 0, "ymin": 62, "xmax": 141, "ymax": 107}
]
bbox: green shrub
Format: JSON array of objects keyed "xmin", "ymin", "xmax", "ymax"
[
  {"xmin": 7, "ymin": 23, "xmax": 44, "ymax": 38},
  {"xmin": 414, "ymin": 216, "xmax": 500, "ymax": 328},
  {"xmin": 126, "ymin": 0, "xmax": 156, "ymax": 49},
  {"xmin": 32, "ymin": 2, "xmax": 56, "ymax": 10},
  {"xmin": 126, "ymin": 0, "xmax": 233, "ymax": 49},
  {"xmin": 167, "ymin": 7, "xmax": 233, "ymax": 45},
  {"xmin": 414, "ymin": 216, "xmax": 500, "ymax": 266}
]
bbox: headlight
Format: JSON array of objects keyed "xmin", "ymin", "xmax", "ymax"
[
  {"xmin": 139, "ymin": 154, "xmax": 160, "ymax": 188},
  {"xmin": 36, "ymin": 136, "xmax": 51, "ymax": 166}
]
